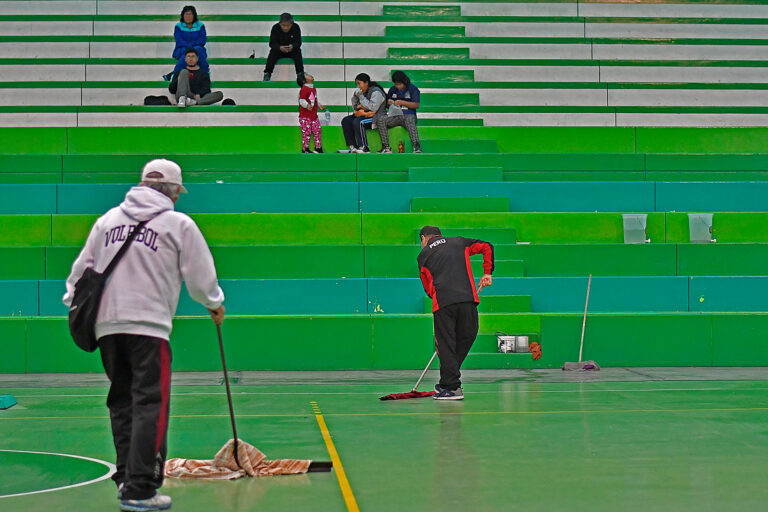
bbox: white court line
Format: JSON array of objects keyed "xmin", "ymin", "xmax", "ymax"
[
  {"xmin": 0, "ymin": 450, "xmax": 116, "ymax": 499},
  {"xmin": 11, "ymin": 387, "xmax": 768, "ymax": 398}
]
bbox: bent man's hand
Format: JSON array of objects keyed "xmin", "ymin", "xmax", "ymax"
[
  {"xmin": 477, "ymin": 274, "xmax": 492, "ymax": 293},
  {"xmin": 208, "ymin": 305, "xmax": 225, "ymax": 326}
]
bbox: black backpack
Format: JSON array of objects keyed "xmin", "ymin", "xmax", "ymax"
[
  {"xmin": 144, "ymin": 95, "xmax": 172, "ymax": 106},
  {"xmin": 69, "ymin": 220, "xmax": 148, "ymax": 352}
]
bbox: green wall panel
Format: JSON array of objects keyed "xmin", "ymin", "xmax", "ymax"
[
  {"xmin": 0, "ymin": 215, "xmax": 51, "ymax": 246},
  {"xmin": 25, "ymin": 318, "xmax": 103, "ymax": 373},
  {"xmin": 362, "ymin": 213, "xmax": 665, "ymax": 245},
  {"xmin": 0, "ymin": 247, "xmax": 45, "ymax": 280},
  {"xmin": 171, "ymin": 316, "xmax": 373, "ymax": 371},
  {"xmin": 371, "ymin": 314, "xmax": 435, "ymax": 369},
  {"xmin": 0, "ymin": 128, "xmax": 67, "ymax": 154},
  {"xmin": 584, "ymin": 314, "xmax": 713, "ymax": 367},
  {"xmin": 711, "ymin": 314, "xmax": 768, "ymax": 366},
  {"xmin": 45, "ymin": 246, "xmax": 81, "ymax": 280},
  {"xmin": 0, "ymin": 319, "xmax": 27, "ymax": 373},
  {"xmin": 410, "ymin": 197, "xmax": 509, "ymax": 212}
]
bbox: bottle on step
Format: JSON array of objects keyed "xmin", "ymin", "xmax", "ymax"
[{"xmin": 398, "ymin": 140, "xmax": 404, "ymax": 153}]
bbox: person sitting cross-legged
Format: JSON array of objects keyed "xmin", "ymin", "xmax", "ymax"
[
  {"xmin": 169, "ymin": 48, "xmax": 223, "ymax": 108},
  {"xmin": 378, "ymin": 70, "xmax": 422, "ymax": 154}
]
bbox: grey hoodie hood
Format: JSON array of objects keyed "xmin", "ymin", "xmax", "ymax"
[{"xmin": 120, "ymin": 186, "xmax": 174, "ymax": 222}]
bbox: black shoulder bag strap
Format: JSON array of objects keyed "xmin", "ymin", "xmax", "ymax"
[{"xmin": 103, "ymin": 219, "xmax": 149, "ymax": 277}]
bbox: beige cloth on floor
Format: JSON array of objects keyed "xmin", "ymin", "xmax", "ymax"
[{"xmin": 164, "ymin": 439, "xmax": 312, "ymax": 480}]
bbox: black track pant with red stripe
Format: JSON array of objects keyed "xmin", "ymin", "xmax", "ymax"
[
  {"xmin": 99, "ymin": 334, "xmax": 172, "ymax": 500},
  {"xmin": 434, "ymin": 301, "xmax": 479, "ymax": 390}
]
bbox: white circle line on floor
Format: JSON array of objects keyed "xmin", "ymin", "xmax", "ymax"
[{"xmin": 0, "ymin": 450, "xmax": 116, "ymax": 499}]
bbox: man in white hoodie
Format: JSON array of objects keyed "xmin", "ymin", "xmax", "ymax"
[{"xmin": 63, "ymin": 159, "xmax": 225, "ymax": 512}]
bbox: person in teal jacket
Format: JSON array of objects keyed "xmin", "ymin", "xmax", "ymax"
[{"xmin": 164, "ymin": 5, "xmax": 209, "ymax": 80}]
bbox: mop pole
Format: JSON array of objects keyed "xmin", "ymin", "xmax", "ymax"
[
  {"xmin": 217, "ymin": 324, "xmax": 240, "ymax": 467},
  {"xmin": 578, "ymin": 274, "xmax": 592, "ymax": 364},
  {"xmin": 412, "ymin": 352, "xmax": 438, "ymax": 392}
]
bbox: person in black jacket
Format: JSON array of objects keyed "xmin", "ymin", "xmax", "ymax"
[
  {"xmin": 263, "ymin": 12, "xmax": 304, "ymax": 82},
  {"xmin": 417, "ymin": 226, "xmax": 494, "ymax": 400},
  {"xmin": 169, "ymin": 48, "xmax": 223, "ymax": 107}
]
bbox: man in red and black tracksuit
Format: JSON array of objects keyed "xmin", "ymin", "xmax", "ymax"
[{"xmin": 417, "ymin": 226, "xmax": 494, "ymax": 401}]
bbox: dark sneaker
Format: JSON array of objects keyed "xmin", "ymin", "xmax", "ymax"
[
  {"xmin": 433, "ymin": 387, "xmax": 463, "ymax": 400},
  {"xmin": 377, "ymin": 147, "xmax": 392, "ymax": 154},
  {"xmin": 314, "ymin": 147, "xmax": 324, "ymax": 154},
  {"xmin": 120, "ymin": 492, "xmax": 172, "ymax": 511},
  {"xmin": 302, "ymin": 148, "xmax": 311, "ymax": 153},
  {"xmin": 263, "ymin": 72, "xmax": 271, "ymax": 82},
  {"xmin": 162, "ymin": 72, "xmax": 173, "ymax": 82},
  {"xmin": 413, "ymin": 148, "xmax": 423, "ymax": 154},
  {"xmin": 360, "ymin": 146, "xmax": 370, "ymax": 153},
  {"xmin": 434, "ymin": 384, "xmax": 445, "ymax": 393}
]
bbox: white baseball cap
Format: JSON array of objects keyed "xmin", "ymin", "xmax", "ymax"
[{"xmin": 141, "ymin": 158, "xmax": 188, "ymax": 194}]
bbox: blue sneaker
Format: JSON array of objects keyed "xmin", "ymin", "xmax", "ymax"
[
  {"xmin": 433, "ymin": 387, "xmax": 464, "ymax": 400},
  {"xmin": 120, "ymin": 492, "xmax": 172, "ymax": 511}
]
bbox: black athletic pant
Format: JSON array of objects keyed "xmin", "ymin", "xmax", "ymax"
[
  {"xmin": 264, "ymin": 48, "xmax": 304, "ymax": 74},
  {"xmin": 433, "ymin": 301, "xmax": 479, "ymax": 390},
  {"xmin": 99, "ymin": 334, "xmax": 172, "ymax": 501}
]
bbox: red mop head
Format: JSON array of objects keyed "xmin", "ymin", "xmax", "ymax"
[{"xmin": 379, "ymin": 390, "xmax": 436, "ymax": 401}]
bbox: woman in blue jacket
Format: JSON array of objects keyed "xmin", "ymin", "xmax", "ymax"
[{"xmin": 165, "ymin": 5, "xmax": 209, "ymax": 80}]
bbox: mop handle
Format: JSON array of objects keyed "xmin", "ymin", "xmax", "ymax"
[
  {"xmin": 412, "ymin": 351, "xmax": 438, "ymax": 392},
  {"xmin": 578, "ymin": 274, "xmax": 592, "ymax": 364},
  {"xmin": 217, "ymin": 324, "xmax": 240, "ymax": 467}
]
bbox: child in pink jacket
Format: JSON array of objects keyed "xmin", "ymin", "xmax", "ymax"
[{"xmin": 298, "ymin": 73, "xmax": 324, "ymax": 153}]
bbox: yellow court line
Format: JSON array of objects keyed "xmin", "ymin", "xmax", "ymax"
[
  {"xmin": 4, "ymin": 406, "xmax": 768, "ymax": 421},
  {"xmin": 315, "ymin": 412, "xmax": 360, "ymax": 512}
]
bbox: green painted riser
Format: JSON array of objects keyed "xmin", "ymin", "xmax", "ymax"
[
  {"xmin": 12, "ymin": 128, "xmax": 768, "ymax": 155},
  {"xmin": 409, "ymin": 167, "xmax": 504, "ymax": 181},
  {"xmin": 388, "ymin": 47, "xmax": 470, "ymax": 60},
  {"xmin": 383, "ymin": 5, "xmax": 462, "ymax": 16},
  {"xmin": 364, "ymin": 213, "xmax": 666, "ymax": 245},
  {"xmin": 385, "ymin": 25, "xmax": 465, "ymax": 37},
  {"xmin": 471, "ymin": 259, "xmax": 524, "ymax": 277},
  {"xmin": 411, "ymin": 196, "xmax": 509, "ymax": 212},
  {"xmin": 28, "ymin": 243, "xmax": 768, "ymax": 281},
  {"xmin": 423, "ymin": 295, "xmax": 532, "ymax": 313},
  {"xmin": 420, "ymin": 93, "xmax": 480, "ymax": 107},
  {"xmin": 5, "ymin": 312, "xmax": 768, "ymax": 373}
]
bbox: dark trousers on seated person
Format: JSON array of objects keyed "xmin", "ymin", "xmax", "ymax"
[
  {"xmin": 341, "ymin": 114, "xmax": 373, "ymax": 148},
  {"xmin": 379, "ymin": 113, "xmax": 421, "ymax": 151},
  {"xmin": 433, "ymin": 301, "xmax": 479, "ymax": 390},
  {"xmin": 99, "ymin": 334, "xmax": 172, "ymax": 501},
  {"xmin": 264, "ymin": 48, "xmax": 304, "ymax": 74},
  {"xmin": 174, "ymin": 69, "xmax": 224, "ymax": 105}
]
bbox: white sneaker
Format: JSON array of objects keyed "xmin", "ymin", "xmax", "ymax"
[
  {"xmin": 185, "ymin": 97, "xmax": 196, "ymax": 106},
  {"xmin": 177, "ymin": 96, "xmax": 186, "ymax": 108},
  {"xmin": 120, "ymin": 492, "xmax": 172, "ymax": 511}
]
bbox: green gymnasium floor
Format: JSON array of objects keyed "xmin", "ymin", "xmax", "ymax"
[{"xmin": 2, "ymin": 369, "xmax": 768, "ymax": 512}]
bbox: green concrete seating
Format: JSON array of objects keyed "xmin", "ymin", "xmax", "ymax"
[{"xmin": 3, "ymin": 242, "xmax": 764, "ymax": 282}]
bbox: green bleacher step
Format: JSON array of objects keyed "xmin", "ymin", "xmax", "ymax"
[
  {"xmin": 404, "ymin": 69, "xmax": 474, "ymax": 83},
  {"xmin": 385, "ymin": 25, "xmax": 465, "ymax": 38},
  {"xmin": 423, "ymin": 139, "xmax": 498, "ymax": 153},
  {"xmin": 408, "ymin": 167, "xmax": 503, "ymax": 182},
  {"xmin": 423, "ymin": 295, "xmax": 531, "ymax": 314},
  {"xmin": 471, "ymin": 259, "xmax": 523, "ymax": 277},
  {"xmin": 383, "ymin": 5, "xmax": 461, "ymax": 16},
  {"xmin": 420, "ymin": 93, "xmax": 479, "ymax": 108},
  {"xmin": 439, "ymin": 228, "xmax": 517, "ymax": 244},
  {"xmin": 387, "ymin": 48, "xmax": 469, "ymax": 60},
  {"xmin": 411, "ymin": 197, "xmax": 509, "ymax": 213}
]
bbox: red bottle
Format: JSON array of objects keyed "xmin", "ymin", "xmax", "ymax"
[{"xmin": 398, "ymin": 140, "xmax": 404, "ymax": 153}]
